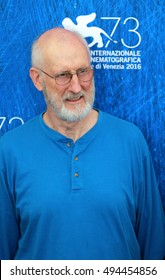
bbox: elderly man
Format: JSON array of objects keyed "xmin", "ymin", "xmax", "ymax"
[{"xmin": 0, "ymin": 28, "xmax": 165, "ymax": 260}]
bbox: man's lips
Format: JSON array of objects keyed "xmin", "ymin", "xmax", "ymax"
[{"xmin": 65, "ymin": 95, "xmax": 83, "ymax": 103}]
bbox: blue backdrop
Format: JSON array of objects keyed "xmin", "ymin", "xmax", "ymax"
[{"xmin": 0, "ymin": 0, "xmax": 165, "ymax": 210}]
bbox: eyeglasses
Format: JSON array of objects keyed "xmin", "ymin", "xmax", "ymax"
[{"xmin": 37, "ymin": 66, "xmax": 94, "ymax": 86}]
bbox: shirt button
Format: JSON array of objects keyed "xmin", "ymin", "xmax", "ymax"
[
  {"xmin": 67, "ymin": 142, "xmax": 71, "ymax": 147},
  {"xmin": 74, "ymin": 172, "xmax": 79, "ymax": 177},
  {"xmin": 74, "ymin": 156, "xmax": 79, "ymax": 161}
]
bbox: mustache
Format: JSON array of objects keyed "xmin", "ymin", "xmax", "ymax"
[{"xmin": 63, "ymin": 92, "xmax": 84, "ymax": 101}]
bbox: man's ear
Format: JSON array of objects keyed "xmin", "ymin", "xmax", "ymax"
[{"xmin": 29, "ymin": 67, "xmax": 43, "ymax": 91}]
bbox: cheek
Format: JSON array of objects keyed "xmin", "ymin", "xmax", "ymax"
[
  {"xmin": 81, "ymin": 81, "xmax": 93, "ymax": 94},
  {"xmin": 47, "ymin": 84, "xmax": 66, "ymax": 100},
  {"xmin": 84, "ymin": 81, "xmax": 94, "ymax": 95}
]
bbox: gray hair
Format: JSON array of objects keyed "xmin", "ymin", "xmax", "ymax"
[{"xmin": 31, "ymin": 36, "xmax": 43, "ymax": 67}]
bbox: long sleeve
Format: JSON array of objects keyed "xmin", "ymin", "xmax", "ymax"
[
  {"xmin": 0, "ymin": 142, "xmax": 20, "ymax": 260},
  {"xmin": 135, "ymin": 144, "xmax": 165, "ymax": 259}
]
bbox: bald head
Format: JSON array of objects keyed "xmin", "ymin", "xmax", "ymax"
[{"xmin": 31, "ymin": 28, "xmax": 90, "ymax": 68}]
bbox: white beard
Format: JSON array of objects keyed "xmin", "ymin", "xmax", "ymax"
[{"xmin": 43, "ymin": 83, "xmax": 95, "ymax": 122}]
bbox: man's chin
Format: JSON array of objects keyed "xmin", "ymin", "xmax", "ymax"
[{"xmin": 54, "ymin": 106, "xmax": 92, "ymax": 122}]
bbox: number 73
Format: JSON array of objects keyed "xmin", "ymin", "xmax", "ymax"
[{"xmin": 101, "ymin": 17, "xmax": 141, "ymax": 48}]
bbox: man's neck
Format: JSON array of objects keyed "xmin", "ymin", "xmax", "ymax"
[{"xmin": 43, "ymin": 109, "xmax": 98, "ymax": 142}]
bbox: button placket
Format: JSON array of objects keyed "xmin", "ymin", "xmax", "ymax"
[
  {"xmin": 74, "ymin": 172, "xmax": 79, "ymax": 177},
  {"xmin": 65, "ymin": 141, "xmax": 74, "ymax": 154},
  {"xmin": 71, "ymin": 148, "xmax": 83, "ymax": 190},
  {"xmin": 66, "ymin": 142, "xmax": 71, "ymax": 147}
]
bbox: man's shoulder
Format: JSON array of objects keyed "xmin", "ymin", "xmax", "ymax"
[
  {"xmin": 101, "ymin": 110, "xmax": 140, "ymax": 132},
  {"xmin": 100, "ymin": 110, "xmax": 147, "ymax": 146},
  {"xmin": 0, "ymin": 114, "xmax": 41, "ymax": 146}
]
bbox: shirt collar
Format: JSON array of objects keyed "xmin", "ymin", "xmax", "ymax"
[{"xmin": 39, "ymin": 108, "xmax": 102, "ymax": 143}]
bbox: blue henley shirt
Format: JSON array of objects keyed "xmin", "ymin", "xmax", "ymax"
[{"xmin": 0, "ymin": 110, "xmax": 165, "ymax": 259}]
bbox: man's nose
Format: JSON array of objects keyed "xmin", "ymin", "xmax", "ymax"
[{"xmin": 68, "ymin": 74, "xmax": 82, "ymax": 93}]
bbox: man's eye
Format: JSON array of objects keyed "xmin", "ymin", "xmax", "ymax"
[
  {"xmin": 56, "ymin": 73, "xmax": 69, "ymax": 78},
  {"xmin": 79, "ymin": 68, "xmax": 88, "ymax": 74}
]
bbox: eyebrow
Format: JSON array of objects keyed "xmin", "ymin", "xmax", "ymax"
[{"xmin": 51, "ymin": 67, "xmax": 88, "ymax": 77}]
